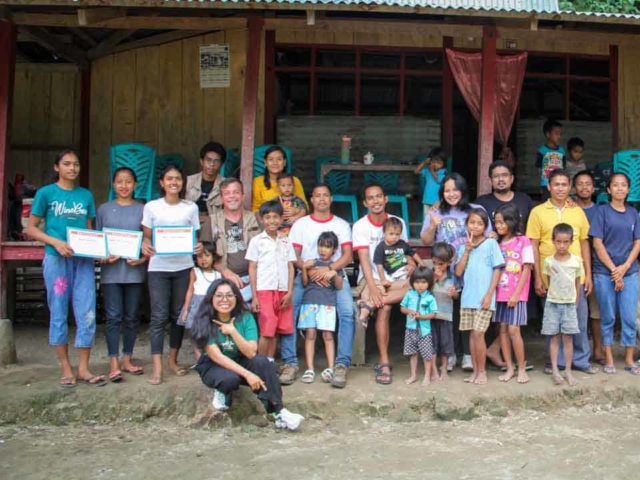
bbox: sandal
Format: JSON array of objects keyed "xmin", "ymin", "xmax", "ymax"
[
  {"xmin": 59, "ymin": 376, "xmax": 76, "ymax": 389},
  {"xmin": 109, "ymin": 371, "xmax": 123, "ymax": 383},
  {"xmin": 374, "ymin": 363, "xmax": 393, "ymax": 385},
  {"xmin": 603, "ymin": 364, "xmax": 617, "ymax": 374},
  {"xmin": 575, "ymin": 365, "xmax": 598, "ymax": 375},
  {"xmin": 624, "ymin": 365, "xmax": 640, "ymax": 375},
  {"xmin": 148, "ymin": 373, "xmax": 162, "ymax": 386},
  {"xmin": 301, "ymin": 370, "xmax": 315, "ymax": 383},
  {"xmin": 79, "ymin": 375, "xmax": 107, "ymax": 387},
  {"xmin": 355, "ymin": 300, "xmax": 374, "ymax": 328},
  {"xmin": 321, "ymin": 368, "xmax": 334, "ymax": 383},
  {"xmin": 169, "ymin": 365, "xmax": 189, "ymax": 376},
  {"xmin": 122, "ymin": 365, "xmax": 144, "ymax": 375}
]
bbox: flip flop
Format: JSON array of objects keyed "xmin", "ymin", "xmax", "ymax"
[
  {"xmin": 109, "ymin": 371, "xmax": 123, "ymax": 383},
  {"xmin": 603, "ymin": 364, "xmax": 617, "ymax": 374},
  {"xmin": 575, "ymin": 365, "xmax": 598, "ymax": 375},
  {"xmin": 624, "ymin": 365, "xmax": 640, "ymax": 375},
  {"xmin": 59, "ymin": 376, "xmax": 76, "ymax": 389},
  {"xmin": 79, "ymin": 375, "xmax": 107, "ymax": 387},
  {"xmin": 148, "ymin": 373, "xmax": 162, "ymax": 386},
  {"xmin": 170, "ymin": 366, "xmax": 189, "ymax": 377},
  {"xmin": 122, "ymin": 365, "xmax": 144, "ymax": 375}
]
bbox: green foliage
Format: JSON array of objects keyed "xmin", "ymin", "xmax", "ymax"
[{"xmin": 559, "ymin": 0, "xmax": 640, "ymax": 13}]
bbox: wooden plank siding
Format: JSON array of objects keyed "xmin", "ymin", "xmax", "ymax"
[{"xmin": 618, "ymin": 43, "xmax": 640, "ymax": 151}]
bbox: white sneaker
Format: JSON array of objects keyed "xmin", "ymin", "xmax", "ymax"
[
  {"xmin": 275, "ymin": 408, "xmax": 305, "ymax": 431},
  {"xmin": 462, "ymin": 354, "xmax": 473, "ymax": 371},
  {"xmin": 447, "ymin": 354, "xmax": 457, "ymax": 372},
  {"xmin": 212, "ymin": 389, "xmax": 229, "ymax": 411}
]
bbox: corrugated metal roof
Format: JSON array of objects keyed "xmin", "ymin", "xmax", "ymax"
[
  {"xmin": 559, "ymin": 10, "xmax": 640, "ymax": 19},
  {"xmin": 174, "ymin": 0, "xmax": 559, "ymax": 14}
]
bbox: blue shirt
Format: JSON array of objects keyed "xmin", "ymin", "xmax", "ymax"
[
  {"xmin": 421, "ymin": 168, "xmax": 446, "ymax": 205},
  {"xmin": 589, "ymin": 204, "xmax": 640, "ymax": 276},
  {"xmin": 31, "ymin": 183, "xmax": 96, "ymax": 256},
  {"xmin": 400, "ymin": 289, "xmax": 437, "ymax": 336},
  {"xmin": 535, "ymin": 145, "xmax": 566, "ymax": 187},
  {"xmin": 456, "ymin": 238, "xmax": 505, "ymax": 310}
]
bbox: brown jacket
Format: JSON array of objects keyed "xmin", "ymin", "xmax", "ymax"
[{"xmin": 185, "ymin": 172, "xmax": 225, "ymax": 214}]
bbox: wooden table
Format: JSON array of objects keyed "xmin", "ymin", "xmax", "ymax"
[{"xmin": 319, "ymin": 162, "xmax": 416, "ymax": 183}]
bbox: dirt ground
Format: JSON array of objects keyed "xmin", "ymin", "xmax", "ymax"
[{"xmin": 3, "ymin": 324, "xmax": 640, "ymax": 479}]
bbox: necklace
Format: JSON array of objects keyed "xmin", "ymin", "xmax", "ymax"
[{"xmin": 201, "ymin": 270, "xmax": 217, "ymax": 283}]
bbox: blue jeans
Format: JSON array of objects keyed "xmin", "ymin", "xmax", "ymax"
[
  {"xmin": 280, "ymin": 273, "xmax": 354, "ymax": 367},
  {"xmin": 43, "ymin": 254, "xmax": 96, "ymax": 348},
  {"xmin": 544, "ymin": 285, "xmax": 591, "ymax": 369},
  {"xmin": 101, "ymin": 283, "xmax": 144, "ymax": 357},
  {"xmin": 594, "ymin": 273, "xmax": 638, "ymax": 347}
]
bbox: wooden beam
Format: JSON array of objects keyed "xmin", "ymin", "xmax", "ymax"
[
  {"xmin": 103, "ymin": 29, "xmax": 208, "ymax": 58},
  {"xmin": 477, "ymin": 25, "xmax": 497, "ymax": 197},
  {"xmin": 78, "ymin": 7, "xmax": 126, "ymax": 27},
  {"xmin": 87, "ymin": 29, "xmax": 136, "ymax": 59},
  {"xmin": 70, "ymin": 27, "xmax": 98, "ymax": 48},
  {"xmin": 19, "ymin": 26, "xmax": 87, "ymax": 67},
  {"xmin": 79, "ymin": 67, "xmax": 91, "ymax": 188},
  {"xmin": 14, "ymin": 13, "xmax": 247, "ymax": 31},
  {"xmin": 241, "ymin": 18, "xmax": 264, "ymax": 211},
  {"xmin": 18, "ymin": 31, "xmax": 73, "ymax": 44},
  {"xmin": 264, "ymin": 29, "xmax": 276, "ymax": 144}
]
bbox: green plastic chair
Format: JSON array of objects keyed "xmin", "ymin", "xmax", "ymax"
[
  {"xmin": 613, "ymin": 150, "xmax": 640, "ymax": 203},
  {"xmin": 221, "ymin": 148, "xmax": 240, "ymax": 178},
  {"xmin": 109, "ymin": 143, "xmax": 156, "ymax": 202},
  {"xmin": 152, "ymin": 154, "xmax": 184, "ymax": 200},
  {"xmin": 253, "ymin": 145, "xmax": 293, "ymax": 179}
]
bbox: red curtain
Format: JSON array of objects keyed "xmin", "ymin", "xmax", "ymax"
[{"xmin": 445, "ymin": 49, "xmax": 527, "ymax": 146}]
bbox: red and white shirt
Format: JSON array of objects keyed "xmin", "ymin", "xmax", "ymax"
[
  {"xmin": 289, "ymin": 214, "xmax": 352, "ymax": 262},
  {"xmin": 352, "ymin": 214, "xmax": 407, "ymax": 282}
]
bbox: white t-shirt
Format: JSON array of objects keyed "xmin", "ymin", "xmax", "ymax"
[
  {"xmin": 352, "ymin": 213, "xmax": 408, "ymax": 282},
  {"xmin": 142, "ymin": 198, "xmax": 200, "ymax": 272},
  {"xmin": 289, "ymin": 214, "xmax": 352, "ymax": 262},
  {"xmin": 245, "ymin": 231, "xmax": 296, "ymax": 292}
]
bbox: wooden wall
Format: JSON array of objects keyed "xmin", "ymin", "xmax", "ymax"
[
  {"xmin": 89, "ymin": 29, "xmax": 265, "ymax": 204},
  {"xmin": 9, "ymin": 64, "xmax": 81, "ymax": 186},
  {"xmin": 618, "ymin": 42, "xmax": 640, "ymax": 150}
]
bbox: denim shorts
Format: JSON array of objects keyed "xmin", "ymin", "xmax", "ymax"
[{"xmin": 541, "ymin": 301, "xmax": 579, "ymax": 335}]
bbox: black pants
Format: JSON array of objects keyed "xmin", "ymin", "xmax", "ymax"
[
  {"xmin": 195, "ymin": 354, "xmax": 283, "ymax": 414},
  {"xmin": 147, "ymin": 269, "xmax": 190, "ymax": 355},
  {"xmin": 101, "ymin": 283, "xmax": 144, "ymax": 357},
  {"xmin": 452, "ymin": 298, "xmax": 471, "ymax": 357}
]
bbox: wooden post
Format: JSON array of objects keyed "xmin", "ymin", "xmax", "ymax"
[
  {"xmin": 240, "ymin": 17, "xmax": 264, "ymax": 211},
  {"xmin": 442, "ymin": 37, "xmax": 454, "ymax": 156},
  {"xmin": 609, "ymin": 45, "xmax": 618, "ymax": 153},
  {"xmin": 0, "ymin": 18, "xmax": 17, "ymax": 365},
  {"xmin": 79, "ymin": 66, "xmax": 91, "ymax": 187},
  {"xmin": 264, "ymin": 30, "xmax": 276, "ymax": 145},
  {"xmin": 477, "ymin": 26, "xmax": 497, "ymax": 196}
]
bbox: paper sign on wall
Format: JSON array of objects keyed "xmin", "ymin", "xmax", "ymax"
[{"xmin": 200, "ymin": 44, "xmax": 230, "ymax": 88}]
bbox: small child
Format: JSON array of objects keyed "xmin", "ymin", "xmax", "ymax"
[
  {"xmin": 541, "ymin": 223, "xmax": 584, "ymax": 387},
  {"xmin": 535, "ymin": 119, "xmax": 566, "ymax": 199},
  {"xmin": 494, "ymin": 204, "xmax": 533, "ymax": 384},
  {"xmin": 455, "ymin": 208, "xmax": 505, "ymax": 385},
  {"xmin": 373, "ymin": 217, "xmax": 426, "ymax": 286},
  {"xmin": 430, "ymin": 242, "xmax": 459, "ymax": 381},
  {"xmin": 415, "ymin": 147, "xmax": 447, "ymax": 218},
  {"xmin": 565, "ymin": 137, "xmax": 586, "ymax": 185},
  {"xmin": 277, "ymin": 172, "xmax": 307, "ymax": 235},
  {"xmin": 246, "ymin": 199, "xmax": 296, "ymax": 362},
  {"xmin": 180, "ymin": 241, "xmax": 222, "ymax": 362},
  {"xmin": 298, "ymin": 231, "xmax": 343, "ymax": 384},
  {"xmin": 400, "ymin": 266, "xmax": 438, "ymax": 387}
]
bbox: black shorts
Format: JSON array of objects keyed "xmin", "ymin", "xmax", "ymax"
[{"xmin": 431, "ymin": 319, "xmax": 454, "ymax": 356}]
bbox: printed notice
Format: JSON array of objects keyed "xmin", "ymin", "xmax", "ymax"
[{"xmin": 200, "ymin": 43, "xmax": 230, "ymax": 88}]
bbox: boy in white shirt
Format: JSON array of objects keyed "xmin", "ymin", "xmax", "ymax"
[{"xmin": 246, "ymin": 200, "xmax": 296, "ymax": 362}]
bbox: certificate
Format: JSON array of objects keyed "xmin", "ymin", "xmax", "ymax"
[
  {"xmin": 67, "ymin": 227, "xmax": 108, "ymax": 259},
  {"xmin": 152, "ymin": 226, "xmax": 196, "ymax": 256},
  {"xmin": 103, "ymin": 228, "xmax": 143, "ymax": 260}
]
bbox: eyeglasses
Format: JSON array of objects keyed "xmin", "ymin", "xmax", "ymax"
[
  {"xmin": 203, "ymin": 158, "xmax": 222, "ymax": 165},
  {"xmin": 214, "ymin": 293, "xmax": 236, "ymax": 301},
  {"xmin": 491, "ymin": 173, "xmax": 511, "ymax": 179}
]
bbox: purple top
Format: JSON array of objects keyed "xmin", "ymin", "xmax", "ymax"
[{"xmin": 420, "ymin": 203, "xmax": 492, "ymax": 252}]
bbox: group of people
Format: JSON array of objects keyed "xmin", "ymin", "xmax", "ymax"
[{"xmin": 26, "ymin": 121, "xmax": 640, "ymax": 429}]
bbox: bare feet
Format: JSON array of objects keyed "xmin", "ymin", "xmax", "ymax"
[
  {"xmin": 552, "ymin": 373, "xmax": 564, "ymax": 385},
  {"xmin": 439, "ymin": 368, "xmax": 449, "ymax": 381},
  {"xmin": 517, "ymin": 369, "xmax": 530, "ymax": 384},
  {"xmin": 405, "ymin": 375, "xmax": 417, "ymax": 385},
  {"xmin": 464, "ymin": 372, "xmax": 477, "ymax": 383},
  {"xmin": 168, "ymin": 363, "xmax": 189, "ymax": 376},
  {"xmin": 421, "ymin": 377, "xmax": 431, "ymax": 387},
  {"xmin": 474, "ymin": 371, "xmax": 487, "ymax": 385},
  {"xmin": 431, "ymin": 369, "xmax": 439, "ymax": 382},
  {"xmin": 565, "ymin": 372, "xmax": 578, "ymax": 386},
  {"xmin": 499, "ymin": 368, "xmax": 515, "ymax": 382},
  {"xmin": 487, "ymin": 350, "xmax": 506, "ymax": 368}
]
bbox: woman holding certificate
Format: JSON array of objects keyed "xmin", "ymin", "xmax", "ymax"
[
  {"xmin": 96, "ymin": 167, "xmax": 147, "ymax": 382},
  {"xmin": 142, "ymin": 165, "xmax": 200, "ymax": 385},
  {"xmin": 25, "ymin": 150, "xmax": 105, "ymax": 388}
]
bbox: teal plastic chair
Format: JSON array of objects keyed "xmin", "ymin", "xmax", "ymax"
[
  {"xmin": 364, "ymin": 170, "xmax": 410, "ymax": 230},
  {"xmin": 614, "ymin": 150, "xmax": 640, "ymax": 203},
  {"xmin": 315, "ymin": 156, "xmax": 359, "ymax": 222},
  {"xmin": 151, "ymin": 154, "xmax": 184, "ymax": 200},
  {"xmin": 221, "ymin": 148, "xmax": 240, "ymax": 178},
  {"xmin": 253, "ymin": 145, "xmax": 293, "ymax": 179},
  {"xmin": 109, "ymin": 143, "xmax": 156, "ymax": 202},
  {"xmin": 592, "ymin": 160, "xmax": 613, "ymax": 204}
]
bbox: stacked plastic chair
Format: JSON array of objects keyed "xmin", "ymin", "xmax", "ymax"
[
  {"xmin": 613, "ymin": 150, "xmax": 640, "ymax": 203},
  {"xmin": 315, "ymin": 156, "xmax": 359, "ymax": 222},
  {"xmin": 109, "ymin": 143, "xmax": 156, "ymax": 202},
  {"xmin": 151, "ymin": 153, "xmax": 184, "ymax": 200},
  {"xmin": 253, "ymin": 145, "xmax": 293, "ymax": 178}
]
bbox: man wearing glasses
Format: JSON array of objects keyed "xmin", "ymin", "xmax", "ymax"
[{"xmin": 186, "ymin": 141, "xmax": 227, "ymax": 223}]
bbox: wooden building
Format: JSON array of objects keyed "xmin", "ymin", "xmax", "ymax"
[{"xmin": 0, "ymin": 0, "xmax": 639, "ymax": 362}]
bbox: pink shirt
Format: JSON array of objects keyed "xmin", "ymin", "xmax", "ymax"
[{"xmin": 496, "ymin": 236, "xmax": 534, "ymax": 303}]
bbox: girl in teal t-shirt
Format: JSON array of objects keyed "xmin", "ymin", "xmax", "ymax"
[{"xmin": 25, "ymin": 150, "xmax": 103, "ymax": 388}]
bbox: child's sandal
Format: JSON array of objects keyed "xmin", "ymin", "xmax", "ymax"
[
  {"xmin": 321, "ymin": 368, "xmax": 334, "ymax": 383},
  {"xmin": 301, "ymin": 370, "xmax": 315, "ymax": 383}
]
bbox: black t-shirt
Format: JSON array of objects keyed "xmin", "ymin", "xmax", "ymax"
[
  {"xmin": 474, "ymin": 192, "xmax": 534, "ymax": 232},
  {"xmin": 196, "ymin": 179, "xmax": 215, "ymax": 213},
  {"xmin": 373, "ymin": 239, "xmax": 415, "ymax": 275}
]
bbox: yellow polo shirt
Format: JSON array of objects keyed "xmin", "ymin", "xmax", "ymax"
[{"xmin": 526, "ymin": 200, "xmax": 589, "ymax": 285}]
